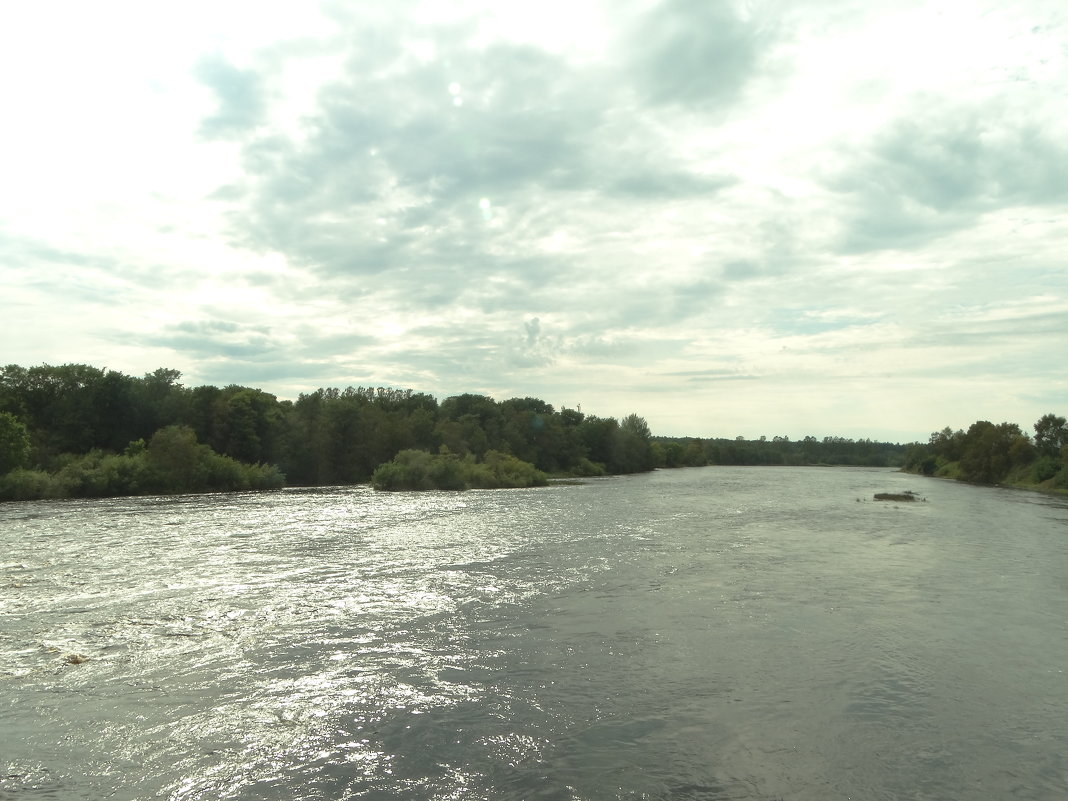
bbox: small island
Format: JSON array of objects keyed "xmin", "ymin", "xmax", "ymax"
[{"xmin": 874, "ymin": 491, "xmax": 921, "ymax": 502}]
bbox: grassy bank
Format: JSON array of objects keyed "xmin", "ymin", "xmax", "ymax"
[{"xmin": 903, "ymin": 459, "xmax": 1068, "ymax": 496}]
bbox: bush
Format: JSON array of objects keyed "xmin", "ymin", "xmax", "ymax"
[
  {"xmin": 244, "ymin": 462, "xmax": 286, "ymax": 490},
  {"xmin": 0, "ymin": 427, "xmax": 286, "ymax": 501},
  {"xmin": 371, "ymin": 449, "xmax": 437, "ymax": 491},
  {"xmin": 1031, "ymin": 456, "xmax": 1061, "ymax": 484},
  {"xmin": 145, "ymin": 426, "xmax": 285, "ymax": 494},
  {"xmin": 0, "ymin": 468, "xmax": 61, "ymax": 501},
  {"xmin": 372, "ymin": 449, "xmax": 547, "ymax": 491},
  {"xmin": 49, "ymin": 450, "xmax": 152, "ymax": 497},
  {"xmin": 570, "ymin": 457, "xmax": 607, "ymax": 477},
  {"xmin": 472, "ymin": 450, "xmax": 548, "ymax": 488}
]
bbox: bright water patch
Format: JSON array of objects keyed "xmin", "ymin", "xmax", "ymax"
[{"xmin": 2, "ymin": 468, "xmax": 1067, "ymax": 800}]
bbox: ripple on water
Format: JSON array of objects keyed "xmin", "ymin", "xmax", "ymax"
[{"xmin": 2, "ymin": 470, "xmax": 1068, "ymax": 801}]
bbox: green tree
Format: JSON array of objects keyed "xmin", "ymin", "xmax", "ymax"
[
  {"xmin": 662, "ymin": 441, "xmax": 685, "ymax": 467},
  {"xmin": 436, "ymin": 414, "xmax": 489, "ymax": 458},
  {"xmin": 147, "ymin": 425, "xmax": 204, "ymax": 492},
  {"xmin": 1033, "ymin": 413, "xmax": 1068, "ymax": 458},
  {"xmin": 928, "ymin": 427, "xmax": 965, "ymax": 462},
  {"xmin": 0, "ymin": 412, "xmax": 31, "ymax": 474},
  {"xmin": 578, "ymin": 415, "xmax": 618, "ymax": 469},
  {"xmin": 610, "ymin": 413, "xmax": 655, "ymax": 473},
  {"xmin": 959, "ymin": 421, "xmax": 1026, "ymax": 484},
  {"xmin": 904, "ymin": 442, "xmax": 937, "ymax": 475},
  {"xmin": 214, "ymin": 387, "xmax": 284, "ymax": 464}
]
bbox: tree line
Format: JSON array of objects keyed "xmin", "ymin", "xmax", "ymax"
[
  {"xmin": 650, "ymin": 434, "xmax": 907, "ymax": 469},
  {"xmin": 0, "ymin": 363, "xmax": 657, "ymax": 499},
  {"xmin": 8, "ymin": 362, "xmax": 1054, "ymax": 501},
  {"xmin": 902, "ymin": 414, "xmax": 1068, "ymax": 489}
]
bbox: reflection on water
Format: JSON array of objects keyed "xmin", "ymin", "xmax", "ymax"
[{"xmin": 2, "ymin": 468, "xmax": 1067, "ymax": 800}]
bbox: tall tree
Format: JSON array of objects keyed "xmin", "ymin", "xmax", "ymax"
[
  {"xmin": 1033, "ymin": 413, "xmax": 1068, "ymax": 458},
  {"xmin": 611, "ymin": 414, "xmax": 655, "ymax": 473},
  {"xmin": 959, "ymin": 421, "xmax": 1028, "ymax": 484}
]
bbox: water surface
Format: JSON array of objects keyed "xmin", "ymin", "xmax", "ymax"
[{"xmin": 2, "ymin": 467, "xmax": 1066, "ymax": 800}]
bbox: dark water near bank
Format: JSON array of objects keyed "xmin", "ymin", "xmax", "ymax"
[{"xmin": 2, "ymin": 466, "xmax": 1067, "ymax": 801}]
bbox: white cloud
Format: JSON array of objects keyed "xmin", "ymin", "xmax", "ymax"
[{"xmin": 2, "ymin": 0, "xmax": 1066, "ymax": 441}]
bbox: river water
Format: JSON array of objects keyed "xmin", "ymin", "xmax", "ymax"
[{"xmin": 2, "ymin": 466, "xmax": 1066, "ymax": 801}]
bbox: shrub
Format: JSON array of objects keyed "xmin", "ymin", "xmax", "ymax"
[
  {"xmin": 372, "ymin": 449, "xmax": 547, "ymax": 491},
  {"xmin": 472, "ymin": 450, "xmax": 548, "ymax": 488},
  {"xmin": 0, "ymin": 468, "xmax": 60, "ymax": 501},
  {"xmin": 1031, "ymin": 456, "xmax": 1061, "ymax": 484},
  {"xmin": 571, "ymin": 457, "xmax": 606, "ymax": 477},
  {"xmin": 372, "ymin": 449, "xmax": 436, "ymax": 491}
]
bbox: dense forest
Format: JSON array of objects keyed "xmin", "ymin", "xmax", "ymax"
[
  {"xmin": 0, "ymin": 363, "xmax": 657, "ymax": 499},
  {"xmin": 902, "ymin": 414, "xmax": 1068, "ymax": 491},
  {"xmin": 650, "ymin": 435, "xmax": 906, "ymax": 469},
  {"xmin": 4, "ymin": 363, "xmax": 1058, "ymax": 501}
]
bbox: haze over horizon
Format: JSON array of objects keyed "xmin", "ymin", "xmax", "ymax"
[{"xmin": 2, "ymin": 1, "xmax": 1066, "ymax": 443}]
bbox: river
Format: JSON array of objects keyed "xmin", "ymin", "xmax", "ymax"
[{"xmin": 2, "ymin": 466, "xmax": 1066, "ymax": 800}]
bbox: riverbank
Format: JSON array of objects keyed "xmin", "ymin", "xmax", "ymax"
[{"xmin": 903, "ymin": 460, "xmax": 1068, "ymax": 496}]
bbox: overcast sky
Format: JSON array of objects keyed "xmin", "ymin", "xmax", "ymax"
[{"xmin": 2, "ymin": 0, "xmax": 1066, "ymax": 442}]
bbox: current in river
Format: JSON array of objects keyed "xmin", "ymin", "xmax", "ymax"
[{"xmin": 2, "ymin": 466, "xmax": 1067, "ymax": 800}]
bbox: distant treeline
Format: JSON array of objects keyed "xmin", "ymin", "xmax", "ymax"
[
  {"xmin": 650, "ymin": 435, "xmax": 907, "ymax": 468},
  {"xmin": 902, "ymin": 415, "xmax": 1068, "ymax": 490},
  {"xmin": 0, "ymin": 363, "xmax": 657, "ymax": 499},
  {"xmin": 10, "ymin": 363, "xmax": 1041, "ymax": 502}
]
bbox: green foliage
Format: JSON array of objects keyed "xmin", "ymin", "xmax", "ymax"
[
  {"xmin": 1034, "ymin": 413, "xmax": 1068, "ymax": 458},
  {"xmin": 659, "ymin": 441, "xmax": 685, "ymax": 468},
  {"xmin": 145, "ymin": 425, "xmax": 284, "ymax": 494},
  {"xmin": 0, "ymin": 363, "xmax": 184, "ymax": 464},
  {"xmin": 903, "ymin": 443, "xmax": 937, "ymax": 475},
  {"xmin": 55, "ymin": 449, "xmax": 151, "ymax": 497},
  {"xmin": 0, "ymin": 425, "xmax": 283, "ymax": 501},
  {"xmin": 1054, "ymin": 446, "xmax": 1068, "ymax": 490},
  {"xmin": 372, "ymin": 449, "xmax": 462, "ymax": 492},
  {"xmin": 1031, "ymin": 456, "xmax": 1061, "ymax": 484},
  {"xmin": 147, "ymin": 425, "xmax": 203, "ymax": 491},
  {"xmin": 371, "ymin": 449, "xmax": 547, "ymax": 491},
  {"xmin": 471, "ymin": 450, "xmax": 549, "ymax": 489},
  {"xmin": 570, "ymin": 457, "xmax": 607, "ymax": 477},
  {"xmin": 2, "ymin": 361, "xmax": 672, "ymax": 499},
  {"xmin": 903, "ymin": 413, "xmax": 1068, "ymax": 492},
  {"xmin": 0, "ymin": 411, "xmax": 31, "ymax": 473},
  {"xmin": 578, "ymin": 416, "xmax": 618, "ymax": 467},
  {"xmin": 655, "ymin": 434, "xmax": 906, "ymax": 468},
  {"xmin": 611, "ymin": 413, "xmax": 655, "ymax": 474},
  {"xmin": 0, "ymin": 468, "xmax": 60, "ymax": 501},
  {"xmin": 958, "ymin": 421, "xmax": 1028, "ymax": 484},
  {"xmin": 928, "ymin": 427, "xmax": 966, "ymax": 462}
]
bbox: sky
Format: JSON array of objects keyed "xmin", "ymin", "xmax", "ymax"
[{"xmin": 2, "ymin": 0, "xmax": 1066, "ymax": 442}]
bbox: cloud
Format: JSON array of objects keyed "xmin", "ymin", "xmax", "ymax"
[
  {"xmin": 508, "ymin": 316, "xmax": 556, "ymax": 368},
  {"xmin": 194, "ymin": 360, "xmax": 345, "ymax": 389},
  {"xmin": 3, "ymin": 0, "xmax": 1066, "ymax": 441},
  {"xmin": 662, "ymin": 368, "xmax": 760, "ymax": 383},
  {"xmin": 830, "ymin": 96, "xmax": 1068, "ymax": 252},
  {"xmin": 627, "ymin": 0, "xmax": 766, "ymax": 108},
  {"xmin": 910, "ymin": 303, "xmax": 1068, "ymax": 350},
  {"xmin": 199, "ymin": 8, "xmax": 747, "ymax": 370},
  {"xmin": 143, "ymin": 317, "xmax": 379, "ymax": 372},
  {"xmin": 195, "ymin": 54, "xmax": 268, "ymax": 139},
  {"xmin": 524, "ymin": 317, "xmax": 541, "ymax": 346},
  {"xmin": 146, "ymin": 320, "xmax": 280, "ymax": 361}
]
